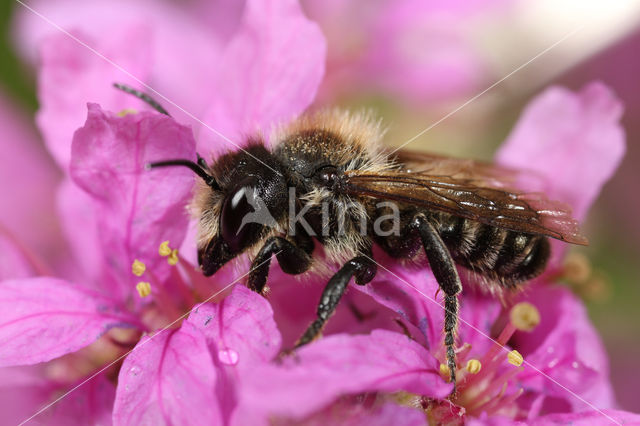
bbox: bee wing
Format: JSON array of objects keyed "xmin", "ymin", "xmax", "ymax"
[
  {"xmin": 389, "ymin": 149, "xmax": 521, "ymax": 186},
  {"xmin": 344, "ymin": 152, "xmax": 588, "ymax": 245}
]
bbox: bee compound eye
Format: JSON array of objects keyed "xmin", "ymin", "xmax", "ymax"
[{"xmin": 220, "ymin": 186, "xmax": 257, "ymax": 253}]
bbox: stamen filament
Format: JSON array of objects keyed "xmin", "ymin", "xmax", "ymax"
[{"xmin": 465, "ymin": 366, "xmax": 523, "ymax": 411}]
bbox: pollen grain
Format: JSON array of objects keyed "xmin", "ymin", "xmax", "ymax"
[
  {"xmin": 507, "ymin": 350, "xmax": 524, "ymax": 367},
  {"xmin": 159, "ymin": 241, "xmax": 172, "ymax": 257},
  {"xmin": 168, "ymin": 249, "xmax": 179, "ymax": 266},
  {"xmin": 465, "ymin": 359, "xmax": 482, "ymax": 374},
  {"xmin": 136, "ymin": 281, "xmax": 152, "ymax": 298},
  {"xmin": 131, "ymin": 259, "xmax": 146, "ymax": 277},
  {"xmin": 510, "ymin": 302, "xmax": 540, "ymax": 332}
]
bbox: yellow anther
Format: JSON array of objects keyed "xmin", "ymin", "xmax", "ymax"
[
  {"xmin": 510, "ymin": 302, "xmax": 540, "ymax": 332},
  {"xmin": 507, "ymin": 350, "xmax": 524, "ymax": 366},
  {"xmin": 158, "ymin": 241, "xmax": 172, "ymax": 257},
  {"xmin": 167, "ymin": 249, "xmax": 179, "ymax": 266},
  {"xmin": 136, "ymin": 282, "xmax": 151, "ymax": 298},
  {"xmin": 563, "ymin": 252, "xmax": 592, "ymax": 283},
  {"xmin": 131, "ymin": 259, "xmax": 146, "ymax": 277},
  {"xmin": 465, "ymin": 359, "xmax": 482, "ymax": 374},
  {"xmin": 582, "ymin": 275, "xmax": 611, "ymax": 302},
  {"xmin": 439, "ymin": 363, "xmax": 451, "ymax": 380},
  {"xmin": 117, "ymin": 108, "xmax": 138, "ymax": 117}
]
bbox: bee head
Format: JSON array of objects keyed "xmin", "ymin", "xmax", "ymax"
[{"xmin": 149, "ymin": 144, "xmax": 287, "ymax": 276}]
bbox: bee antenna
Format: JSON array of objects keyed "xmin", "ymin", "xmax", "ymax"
[
  {"xmin": 113, "ymin": 83, "xmax": 171, "ymax": 116},
  {"xmin": 147, "ymin": 159, "xmax": 220, "ymax": 190}
]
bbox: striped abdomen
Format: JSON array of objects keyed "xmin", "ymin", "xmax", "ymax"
[{"xmin": 430, "ymin": 212, "xmax": 550, "ymax": 287}]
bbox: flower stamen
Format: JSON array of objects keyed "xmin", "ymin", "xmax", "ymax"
[
  {"xmin": 132, "ymin": 259, "xmax": 146, "ymax": 276},
  {"xmin": 465, "ymin": 359, "xmax": 481, "ymax": 374},
  {"xmin": 117, "ymin": 108, "xmax": 138, "ymax": 117},
  {"xmin": 563, "ymin": 252, "xmax": 592, "ymax": 283},
  {"xmin": 168, "ymin": 249, "xmax": 179, "ymax": 266},
  {"xmin": 439, "ymin": 363, "xmax": 451, "ymax": 381},
  {"xmin": 510, "ymin": 302, "xmax": 540, "ymax": 332},
  {"xmin": 507, "ymin": 350, "xmax": 524, "ymax": 366},
  {"xmin": 158, "ymin": 241, "xmax": 172, "ymax": 257},
  {"xmin": 136, "ymin": 281, "xmax": 152, "ymax": 297}
]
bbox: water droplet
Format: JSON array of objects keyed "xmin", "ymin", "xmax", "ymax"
[
  {"xmin": 129, "ymin": 365, "xmax": 141, "ymax": 376},
  {"xmin": 547, "ymin": 358, "xmax": 559, "ymax": 368},
  {"xmin": 218, "ymin": 348, "xmax": 239, "ymax": 365},
  {"xmin": 572, "ymin": 361, "xmax": 579, "ymax": 369},
  {"xmin": 547, "ymin": 347, "xmax": 555, "ymax": 354}
]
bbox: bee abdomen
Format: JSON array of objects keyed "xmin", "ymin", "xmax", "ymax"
[{"xmin": 433, "ymin": 214, "xmax": 550, "ymax": 287}]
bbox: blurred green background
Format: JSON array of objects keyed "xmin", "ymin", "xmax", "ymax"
[{"xmin": 1, "ymin": 0, "xmax": 638, "ymax": 412}]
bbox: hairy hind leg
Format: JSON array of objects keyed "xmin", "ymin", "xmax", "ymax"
[{"xmin": 411, "ymin": 215, "xmax": 462, "ymax": 393}]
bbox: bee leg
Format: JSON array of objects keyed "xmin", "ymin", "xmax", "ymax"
[
  {"xmin": 199, "ymin": 237, "xmax": 237, "ymax": 276},
  {"xmin": 295, "ymin": 256, "xmax": 377, "ymax": 348},
  {"xmin": 248, "ymin": 236, "xmax": 313, "ymax": 294},
  {"xmin": 411, "ymin": 215, "xmax": 462, "ymax": 393}
]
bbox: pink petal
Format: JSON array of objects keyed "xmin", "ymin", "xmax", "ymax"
[
  {"xmin": 0, "ymin": 234, "xmax": 38, "ymax": 280},
  {"xmin": 39, "ymin": 373, "xmax": 115, "ymax": 426},
  {"xmin": 294, "ymin": 399, "xmax": 427, "ymax": 426},
  {"xmin": 0, "ymin": 365, "xmax": 53, "ymax": 425},
  {"xmin": 355, "ymin": 256, "xmax": 443, "ymax": 348},
  {"xmin": 512, "ymin": 284, "xmax": 615, "ymax": 413},
  {"xmin": 266, "ymin": 266, "xmax": 399, "ymax": 348},
  {"xmin": 187, "ymin": 285, "xmax": 281, "ymax": 421},
  {"xmin": 356, "ymin": 0, "xmax": 485, "ymax": 103},
  {"xmin": 36, "ymin": 28, "xmax": 152, "ymax": 170},
  {"xmin": 187, "ymin": 285, "xmax": 281, "ymax": 367},
  {"xmin": 113, "ymin": 322, "xmax": 222, "ymax": 425},
  {"xmin": 357, "ymin": 259, "xmax": 503, "ymax": 360},
  {"xmin": 70, "ymin": 104, "xmax": 196, "ymax": 294},
  {"xmin": 0, "ymin": 277, "xmax": 138, "ymax": 367},
  {"xmin": 0, "ymin": 89, "xmax": 62, "ymax": 261},
  {"xmin": 497, "ymin": 82, "xmax": 625, "ymax": 222},
  {"xmin": 234, "ymin": 329, "xmax": 449, "ymax": 423},
  {"xmin": 530, "ymin": 409, "xmax": 640, "ymax": 425},
  {"xmin": 14, "ymin": 0, "xmax": 225, "ymax": 122},
  {"xmin": 56, "ymin": 178, "xmax": 103, "ymax": 284},
  {"xmin": 0, "ymin": 366, "xmax": 115, "ymax": 425},
  {"xmin": 199, "ymin": 0, "xmax": 326, "ymax": 153}
]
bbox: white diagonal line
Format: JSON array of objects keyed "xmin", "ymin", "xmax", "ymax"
[
  {"xmin": 13, "ymin": 0, "xmax": 283, "ymax": 177},
  {"xmin": 388, "ymin": 24, "xmax": 584, "ymax": 156},
  {"xmin": 14, "ymin": 1, "xmax": 615, "ymax": 423},
  {"xmin": 18, "ymin": 251, "xmax": 281, "ymax": 426},
  {"xmin": 362, "ymin": 254, "xmax": 620, "ymax": 426}
]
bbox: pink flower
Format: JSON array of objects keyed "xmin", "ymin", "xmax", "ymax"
[
  {"xmin": 2, "ymin": 1, "xmax": 637, "ymax": 425},
  {"xmin": 0, "ymin": 104, "xmax": 195, "ymax": 423},
  {"xmin": 344, "ymin": 83, "xmax": 627, "ymax": 424},
  {"xmin": 13, "ymin": 0, "xmax": 230, "ymax": 133},
  {"xmin": 1, "ymin": 0, "xmax": 327, "ymax": 423},
  {"xmin": 302, "ymin": 0, "xmax": 509, "ymax": 104},
  {"xmin": 0, "ymin": 89, "xmax": 62, "ymax": 279}
]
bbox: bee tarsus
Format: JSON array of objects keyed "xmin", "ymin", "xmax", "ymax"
[{"xmin": 248, "ymin": 235, "xmax": 313, "ymax": 294}]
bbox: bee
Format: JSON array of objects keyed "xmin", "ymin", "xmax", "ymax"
[{"xmin": 115, "ymin": 84, "xmax": 587, "ymax": 391}]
